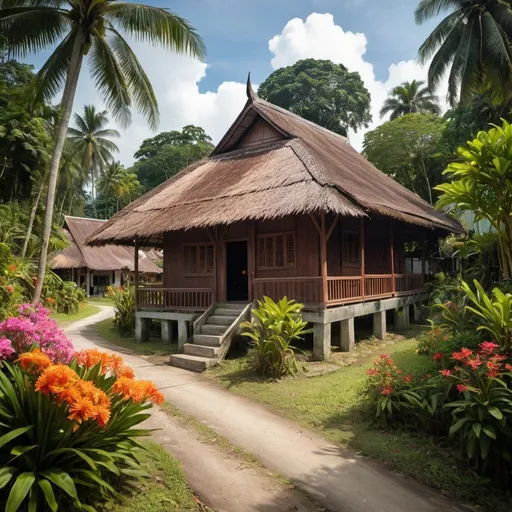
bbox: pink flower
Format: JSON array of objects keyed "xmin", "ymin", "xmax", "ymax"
[
  {"xmin": 440, "ymin": 369, "xmax": 452, "ymax": 377},
  {"xmin": 456, "ymin": 384, "xmax": 468, "ymax": 393},
  {"xmin": 0, "ymin": 337, "xmax": 14, "ymax": 359},
  {"xmin": 479, "ymin": 341, "xmax": 499, "ymax": 355},
  {"xmin": 432, "ymin": 352, "xmax": 444, "ymax": 361}
]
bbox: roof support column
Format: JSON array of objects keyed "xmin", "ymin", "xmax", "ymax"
[
  {"xmin": 360, "ymin": 218, "xmax": 365, "ymax": 300},
  {"xmin": 134, "ymin": 238, "xmax": 139, "ymax": 308},
  {"xmin": 390, "ymin": 220, "xmax": 395, "ymax": 296},
  {"xmin": 320, "ymin": 212, "xmax": 328, "ymax": 308}
]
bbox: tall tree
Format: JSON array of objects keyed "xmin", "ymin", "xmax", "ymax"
[
  {"xmin": 258, "ymin": 59, "xmax": 371, "ymax": 136},
  {"xmin": 0, "ymin": 0, "xmax": 205, "ymax": 304},
  {"xmin": 415, "ymin": 0, "xmax": 512, "ymax": 105},
  {"xmin": 67, "ymin": 105, "xmax": 120, "ymax": 200},
  {"xmin": 380, "ymin": 80, "xmax": 440, "ymax": 120},
  {"xmin": 133, "ymin": 125, "xmax": 213, "ymax": 191}
]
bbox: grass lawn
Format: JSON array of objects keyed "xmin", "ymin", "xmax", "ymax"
[
  {"xmin": 103, "ymin": 440, "xmax": 198, "ymax": 511},
  {"xmin": 88, "ymin": 296, "xmax": 114, "ymax": 305},
  {"xmin": 52, "ymin": 303, "xmax": 101, "ymax": 327},
  {"xmin": 207, "ymin": 336, "xmax": 510, "ymax": 511},
  {"xmin": 95, "ymin": 318, "xmax": 178, "ymax": 358}
]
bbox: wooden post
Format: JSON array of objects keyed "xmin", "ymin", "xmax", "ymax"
[
  {"xmin": 134, "ymin": 238, "xmax": 139, "ymax": 308},
  {"xmin": 390, "ymin": 220, "xmax": 395, "ymax": 295},
  {"xmin": 320, "ymin": 212, "xmax": 328, "ymax": 307},
  {"xmin": 248, "ymin": 222, "xmax": 256, "ymax": 301},
  {"xmin": 206, "ymin": 228, "xmax": 218, "ymax": 304},
  {"xmin": 360, "ymin": 218, "xmax": 365, "ymax": 299},
  {"xmin": 421, "ymin": 239, "xmax": 427, "ymax": 277}
]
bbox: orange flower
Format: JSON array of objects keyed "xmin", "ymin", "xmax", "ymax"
[
  {"xmin": 75, "ymin": 349, "xmax": 102, "ymax": 369},
  {"xmin": 141, "ymin": 381, "xmax": 164, "ymax": 405},
  {"xmin": 75, "ymin": 380, "xmax": 111, "ymax": 408},
  {"xmin": 35, "ymin": 365, "xmax": 79, "ymax": 396},
  {"xmin": 117, "ymin": 365, "xmax": 135, "ymax": 379},
  {"xmin": 112, "ymin": 377, "xmax": 163, "ymax": 404},
  {"xmin": 67, "ymin": 396, "xmax": 95, "ymax": 424},
  {"xmin": 94, "ymin": 405, "xmax": 111, "ymax": 427},
  {"xmin": 16, "ymin": 349, "xmax": 52, "ymax": 374},
  {"xmin": 7, "ymin": 264, "xmax": 17, "ymax": 273}
]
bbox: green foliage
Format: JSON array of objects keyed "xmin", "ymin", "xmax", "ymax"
[
  {"xmin": 363, "ymin": 114, "xmax": 450, "ymax": 203},
  {"xmin": 380, "ymin": 79, "xmax": 440, "ymax": 120},
  {"xmin": 258, "ymin": 58, "xmax": 371, "ymax": 136},
  {"xmin": 132, "ymin": 125, "xmax": 213, "ymax": 191},
  {"xmin": 462, "ymin": 280, "xmax": 512, "ymax": 352},
  {"xmin": 108, "ymin": 284, "xmax": 136, "ymax": 336},
  {"xmin": 415, "ymin": 0, "xmax": 512, "ymax": 105},
  {"xmin": 436, "ymin": 120, "xmax": 512, "ymax": 280},
  {"xmin": 241, "ymin": 296, "xmax": 310, "ymax": 379}
]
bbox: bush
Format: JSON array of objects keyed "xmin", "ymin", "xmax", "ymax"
[
  {"xmin": 108, "ymin": 283, "xmax": 135, "ymax": 335},
  {"xmin": 241, "ymin": 296, "xmax": 310, "ymax": 379},
  {"xmin": 0, "ymin": 341, "xmax": 164, "ymax": 511},
  {"xmin": 417, "ymin": 327, "xmax": 483, "ymax": 357}
]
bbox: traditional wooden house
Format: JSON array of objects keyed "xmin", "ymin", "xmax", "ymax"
[
  {"xmin": 51, "ymin": 216, "xmax": 162, "ymax": 296},
  {"xmin": 88, "ymin": 79, "xmax": 462, "ymax": 371}
]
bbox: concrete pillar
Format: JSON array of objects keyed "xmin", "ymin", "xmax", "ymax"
[
  {"xmin": 313, "ymin": 322, "xmax": 331, "ymax": 360},
  {"xmin": 394, "ymin": 306, "xmax": 410, "ymax": 332},
  {"xmin": 86, "ymin": 268, "xmax": 91, "ymax": 297},
  {"xmin": 177, "ymin": 320, "xmax": 188, "ymax": 352},
  {"xmin": 413, "ymin": 303, "xmax": 423, "ymax": 323},
  {"xmin": 340, "ymin": 318, "xmax": 355, "ymax": 352},
  {"xmin": 135, "ymin": 316, "xmax": 150, "ymax": 342},
  {"xmin": 373, "ymin": 310, "xmax": 386, "ymax": 340},
  {"xmin": 114, "ymin": 270, "xmax": 122, "ymax": 288},
  {"xmin": 161, "ymin": 320, "xmax": 173, "ymax": 344}
]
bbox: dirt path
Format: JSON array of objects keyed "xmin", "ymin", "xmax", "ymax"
[
  {"xmin": 66, "ymin": 307, "xmax": 320, "ymax": 512},
  {"xmin": 66, "ymin": 307, "xmax": 472, "ymax": 512}
]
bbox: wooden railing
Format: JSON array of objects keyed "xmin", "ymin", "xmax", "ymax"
[
  {"xmin": 365, "ymin": 275, "xmax": 393, "ymax": 298},
  {"xmin": 137, "ymin": 287, "xmax": 213, "ymax": 311},
  {"xmin": 253, "ymin": 277, "xmax": 323, "ymax": 303},
  {"xmin": 327, "ymin": 277, "xmax": 362, "ymax": 306},
  {"xmin": 394, "ymin": 274, "xmax": 425, "ymax": 294}
]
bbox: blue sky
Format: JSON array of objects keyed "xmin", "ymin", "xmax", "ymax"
[{"xmin": 24, "ymin": 1, "xmax": 444, "ymax": 164}]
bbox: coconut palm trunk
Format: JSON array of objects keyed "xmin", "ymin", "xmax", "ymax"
[
  {"xmin": 21, "ymin": 171, "xmax": 47, "ymax": 259},
  {"xmin": 32, "ymin": 34, "xmax": 85, "ymax": 304}
]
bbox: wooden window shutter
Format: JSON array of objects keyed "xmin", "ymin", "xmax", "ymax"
[{"xmin": 256, "ymin": 232, "xmax": 296, "ymax": 270}]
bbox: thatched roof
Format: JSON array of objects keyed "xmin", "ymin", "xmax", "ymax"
[
  {"xmin": 88, "ymin": 78, "xmax": 462, "ymax": 247},
  {"xmin": 51, "ymin": 216, "xmax": 161, "ymax": 273}
]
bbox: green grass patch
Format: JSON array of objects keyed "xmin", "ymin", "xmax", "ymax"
[
  {"xmin": 95, "ymin": 318, "xmax": 178, "ymax": 357},
  {"xmin": 207, "ymin": 337, "xmax": 511, "ymax": 511},
  {"xmin": 88, "ymin": 296, "xmax": 114, "ymax": 305},
  {"xmin": 52, "ymin": 303, "xmax": 101, "ymax": 326},
  {"xmin": 102, "ymin": 440, "xmax": 197, "ymax": 511}
]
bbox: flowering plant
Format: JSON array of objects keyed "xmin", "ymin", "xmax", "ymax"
[
  {"xmin": 442, "ymin": 342, "xmax": 512, "ymax": 467},
  {"xmin": 0, "ymin": 345, "xmax": 164, "ymax": 511}
]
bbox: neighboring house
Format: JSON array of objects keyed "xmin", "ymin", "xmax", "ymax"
[
  {"xmin": 88, "ymin": 79, "xmax": 462, "ymax": 370},
  {"xmin": 51, "ymin": 216, "xmax": 162, "ymax": 297}
]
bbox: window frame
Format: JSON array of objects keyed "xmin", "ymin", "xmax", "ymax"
[
  {"xmin": 341, "ymin": 230, "xmax": 361, "ymax": 267},
  {"xmin": 183, "ymin": 243, "xmax": 214, "ymax": 277},
  {"xmin": 256, "ymin": 231, "xmax": 296, "ymax": 270}
]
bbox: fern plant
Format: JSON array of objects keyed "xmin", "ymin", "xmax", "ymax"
[{"xmin": 241, "ymin": 296, "xmax": 310, "ymax": 379}]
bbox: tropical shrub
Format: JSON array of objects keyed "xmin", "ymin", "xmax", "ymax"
[
  {"xmin": 0, "ymin": 341, "xmax": 163, "ymax": 511},
  {"xmin": 416, "ymin": 324, "xmax": 449, "ymax": 355},
  {"xmin": 241, "ymin": 296, "xmax": 310, "ymax": 379},
  {"xmin": 417, "ymin": 326, "xmax": 483, "ymax": 356},
  {"xmin": 441, "ymin": 342, "xmax": 512, "ymax": 481},
  {"xmin": 462, "ymin": 280, "xmax": 512, "ymax": 353},
  {"xmin": 0, "ymin": 304, "xmax": 74, "ymax": 362},
  {"xmin": 108, "ymin": 283, "xmax": 135, "ymax": 335}
]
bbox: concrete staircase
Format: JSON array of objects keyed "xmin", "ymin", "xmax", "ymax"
[{"xmin": 169, "ymin": 302, "xmax": 250, "ymax": 372}]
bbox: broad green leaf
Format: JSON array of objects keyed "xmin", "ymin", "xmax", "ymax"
[
  {"xmin": 0, "ymin": 426, "xmax": 33, "ymax": 449},
  {"xmin": 6, "ymin": 472, "xmax": 35, "ymax": 512},
  {"xmin": 488, "ymin": 406, "xmax": 503, "ymax": 420},
  {"xmin": 38, "ymin": 479, "xmax": 58, "ymax": 512},
  {"xmin": 0, "ymin": 467, "xmax": 17, "ymax": 490},
  {"xmin": 39, "ymin": 469, "xmax": 77, "ymax": 499},
  {"xmin": 472, "ymin": 423, "xmax": 481, "ymax": 438}
]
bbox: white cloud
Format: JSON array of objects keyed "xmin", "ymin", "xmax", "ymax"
[
  {"xmin": 72, "ymin": 12, "xmax": 447, "ymax": 166},
  {"xmin": 267, "ymin": 12, "xmax": 448, "ymax": 151}
]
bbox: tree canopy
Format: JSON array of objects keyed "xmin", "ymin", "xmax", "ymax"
[
  {"xmin": 362, "ymin": 113, "xmax": 450, "ymax": 204},
  {"xmin": 258, "ymin": 59, "xmax": 371, "ymax": 136},
  {"xmin": 132, "ymin": 125, "xmax": 213, "ymax": 191}
]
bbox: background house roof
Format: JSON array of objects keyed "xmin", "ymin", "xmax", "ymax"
[
  {"xmin": 51, "ymin": 216, "xmax": 162, "ymax": 273},
  {"xmin": 87, "ymin": 83, "xmax": 462, "ymax": 246}
]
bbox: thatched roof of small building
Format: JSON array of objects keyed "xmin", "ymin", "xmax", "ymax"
[
  {"xmin": 87, "ymin": 78, "xmax": 462, "ymax": 247},
  {"xmin": 51, "ymin": 216, "xmax": 161, "ymax": 272}
]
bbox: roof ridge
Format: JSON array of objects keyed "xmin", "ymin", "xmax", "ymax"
[{"xmin": 65, "ymin": 215, "xmax": 106, "ymax": 222}]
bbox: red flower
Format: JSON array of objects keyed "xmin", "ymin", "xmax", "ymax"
[
  {"xmin": 456, "ymin": 384, "xmax": 468, "ymax": 393},
  {"xmin": 440, "ymin": 369, "xmax": 452, "ymax": 377},
  {"xmin": 505, "ymin": 364, "xmax": 512, "ymax": 372},
  {"xmin": 465, "ymin": 356, "xmax": 483, "ymax": 370},
  {"xmin": 452, "ymin": 351, "xmax": 464, "ymax": 361},
  {"xmin": 380, "ymin": 385, "xmax": 393, "ymax": 396},
  {"xmin": 479, "ymin": 341, "xmax": 499, "ymax": 354},
  {"xmin": 460, "ymin": 348, "xmax": 473, "ymax": 358},
  {"xmin": 432, "ymin": 352, "xmax": 444, "ymax": 361},
  {"xmin": 403, "ymin": 375, "xmax": 413, "ymax": 384},
  {"xmin": 5, "ymin": 285, "xmax": 14, "ymax": 294},
  {"xmin": 487, "ymin": 370, "xmax": 500, "ymax": 378},
  {"xmin": 366, "ymin": 368, "xmax": 379, "ymax": 376}
]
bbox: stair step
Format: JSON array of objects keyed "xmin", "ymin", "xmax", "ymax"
[
  {"xmin": 169, "ymin": 354, "xmax": 217, "ymax": 372},
  {"xmin": 217, "ymin": 303, "xmax": 248, "ymax": 311},
  {"xmin": 207, "ymin": 315, "xmax": 237, "ymax": 326},
  {"xmin": 184, "ymin": 343, "xmax": 220, "ymax": 358},
  {"xmin": 215, "ymin": 308, "xmax": 245, "ymax": 316},
  {"xmin": 193, "ymin": 334, "xmax": 222, "ymax": 347},
  {"xmin": 201, "ymin": 324, "xmax": 226, "ymax": 336}
]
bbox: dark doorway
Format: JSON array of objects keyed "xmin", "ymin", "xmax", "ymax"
[{"xmin": 226, "ymin": 241, "xmax": 249, "ymax": 301}]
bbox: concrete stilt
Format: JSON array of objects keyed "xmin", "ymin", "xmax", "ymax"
[
  {"xmin": 373, "ymin": 310, "xmax": 386, "ymax": 340},
  {"xmin": 135, "ymin": 316, "xmax": 150, "ymax": 342},
  {"xmin": 161, "ymin": 320, "xmax": 173, "ymax": 344},
  {"xmin": 340, "ymin": 318, "xmax": 355, "ymax": 352},
  {"xmin": 177, "ymin": 320, "xmax": 188, "ymax": 352},
  {"xmin": 313, "ymin": 322, "xmax": 331, "ymax": 360},
  {"xmin": 413, "ymin": 303, "xmax": 423, "ymax": 323},
  {"xmin": 394, "ymin": 306, "xmax": 410, "ymax": 332}
]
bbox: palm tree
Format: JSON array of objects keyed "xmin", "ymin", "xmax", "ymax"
[
  {"xmin": 380, "ymin": 80, "xmax": 440, "ymax": 119},
  {"xmin": 97, "ymin": 161, "xmax": 140, "ymax": 214},
  {"xmin": 415, "ymin": 0, "xmax": 512, "ymax": 105},
  {"xmin": 67, "ymin": 105, "xmax": 120, "ymax": 200},
  {"xmin": 0, "ymin": 0, "xmax": 205, "ymax": 304}
]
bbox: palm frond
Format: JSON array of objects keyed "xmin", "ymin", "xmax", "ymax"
[
  {"xmin": 88, "ymin": 31, "xmax": 132, "ymax": 128},
  {"xmin": 104, "ymin": 2, "xmax": 205, "ymax": 58},
  {"xmin": 95, "ymin": 137, "xmax": 120, "ymax": 154},
  {"xmin": 94, "ymin": 128, "xmax": 120, "ymax": 138},
  {"xmin": 71, "ymin": 112, "xmax": 89, "ymax": 134},
  {"xmin": 108, "ymin": 26, "xmax": 159, "ymax": 130},
  {"xmin": 415, "ymin": 0, "xmax": 464, "ymax": 24},
  {"xmin": 456, "ymin": 20, "xmax": 480, "ymax": 104}
]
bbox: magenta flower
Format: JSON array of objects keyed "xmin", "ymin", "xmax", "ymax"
[{"xmin": 0, "ymin": 337, "xmax": 14, "ymax": 359}]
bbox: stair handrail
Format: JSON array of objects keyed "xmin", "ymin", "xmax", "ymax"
[
  {"xmin": 193, "ymin": 301, "xmax": 216, "ymax": 335},
  {"xmin": 217, "ymin": 303, "xmax": 253, "ymax": 362}
]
